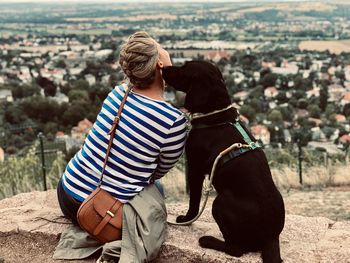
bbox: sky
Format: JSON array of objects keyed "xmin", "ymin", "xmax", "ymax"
[{"xmin": 0, "ymin": 0, "xmax": 317, "ymax": 3}]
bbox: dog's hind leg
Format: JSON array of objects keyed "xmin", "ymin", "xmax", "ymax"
[
  {"xmin": 199, "ymin": 194, "xmax": 245, "ymax": 257},
  {"xmin": 261, "ymin": 237, "xmax": 283, "ymax": 263}
]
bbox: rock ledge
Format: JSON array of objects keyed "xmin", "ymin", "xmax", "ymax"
[{"xmin": 0, "ymin": 190, "xmax": 349, "ymax": 263}]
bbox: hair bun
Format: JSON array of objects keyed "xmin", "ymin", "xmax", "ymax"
[{"xmin": 119, "ymin": 31, "xmax": 159, "ymax": 88}]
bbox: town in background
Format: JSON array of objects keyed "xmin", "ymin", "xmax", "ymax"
[{"xmin": 0, "ymin": 1, "xmax": 350, "ymax": 201}]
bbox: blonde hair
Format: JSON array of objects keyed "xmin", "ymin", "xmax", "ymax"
[{"xmin": 119, "ymin": 31, "xmax": 159, "ymax": 88}]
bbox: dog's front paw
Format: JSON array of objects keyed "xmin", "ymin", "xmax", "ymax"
[
  {"xmin": 176, "ymin": 215, "xmax": 193, "ymax": 223},
  {"xmin": 199, "ymin": 236, "xmax": 244, "ymax": 257}
]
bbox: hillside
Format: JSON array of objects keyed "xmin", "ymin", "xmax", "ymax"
[{"xmin": 0, "ymin": 190, "xmax": 350, "ymax": 263}]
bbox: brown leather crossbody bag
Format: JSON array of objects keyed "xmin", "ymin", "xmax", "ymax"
[{"xmin": 77, "ymin": 87, "xmax": 131, "ymax": 244}]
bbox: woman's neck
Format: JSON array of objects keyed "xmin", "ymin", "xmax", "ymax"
[
  {"xmin": 132, "ymin": 72, "xmax": 165, "ymax": 101},
  {"xmin": 132, "ymin": 85, "xmax": 164, "ymax": 101}
]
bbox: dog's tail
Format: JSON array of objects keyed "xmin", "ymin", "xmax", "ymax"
[{"xmin": 261, "ymin": 236, "xmax": 283, "ymax": 263}]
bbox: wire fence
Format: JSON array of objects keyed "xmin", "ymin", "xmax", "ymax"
[
  {"xmin": 0, "ymin": 137, "xmax": 348, "ymax": 200},
  {"xmin": 0, "ymin": 134, "xmax": 70, "ymax": 199}
]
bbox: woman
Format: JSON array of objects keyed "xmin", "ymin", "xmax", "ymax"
[{"xmin": 57, "ymin": 32, "xmax": 187, "ymax": 231}]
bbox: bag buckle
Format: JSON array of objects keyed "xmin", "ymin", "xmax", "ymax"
[{"xmin": 106, "ymin": 210, "xmax": 115, "ymax": 217}]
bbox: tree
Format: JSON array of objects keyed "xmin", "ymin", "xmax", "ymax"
[
  {"xmin": 55, "ymin": 59, "xmax": 67, "ymax": 69},
  {"xmin": 89, "ymin": 84, "xmax": 111, "ymax": 102},
  {"xmin": 343, "ymin": 103, "xmax": 350, "ymax": 117},
  {"xmin": 11, "ymin": 83, "xmax": 40, "ymax": 100},
  {"xmin": 319, "ymin": 85, "xmax": 328, "ymax": 112},
  {"xmin": 294, "ymin": 90, "xmax": 305, "ymax": 100},
  {"xmin": 325, "ymin": 104, "xmax": 336, "ymax": 119},
  {"xmin": 239, "ymin": 105, "xmax": 256, "ymax": 122},
  {"xmin": 335, "ymin": 70, "xmax": 345, "ymax": 81},
  {"xmin": 279, "ymin": 105, "xmax": 295, "ymax": 122},
  {"xmin": 43, "ymin": 122, "xmax": 59, "ymax": 136},
  {"xmin": 62, "ymin": 101, "xmax": 90, "ymax": 126},
  {"xmin": 275, "ymin": 91, "xmax": 288, "ymax": 104},
  {"xmin": 73, "ymin": 79, "xmax": 90, "ymax": 90},
  {"xmin": 294, "ymin": 75, "xmax": 312, "ymax": 91},
  {"xmin": 20, "ymin": 96, "xmax": 60, "ymax": 123},
  {"xmin": 23, "ymin": 84, "xmax": 41, "ymax": 97},
  {"xmin": 307, "ymin": 104, "xmax": 321, "ymax": 118},
  {"xmin": 67, "ymin": 89, "xmax": 89, "ymax": 103},
  {"xmin": 37, "ymin": 77, "xmax": 57, "ymax": 97},
  {"xmin": 268, "ymin": 109, "xmax": 283, "ymax": 125},
  {"xmin": 249, "ymin": 98, "xmax": 264, "ymax": 113},
  {"xmin": 249, "ymin": 85, "xmax": 264, "ymax": 99},
  {"xmin": 297, "ymin": 117, "xmax": 311, "ymax": 128},
  {"xmin": 60, "ymin": 83, "xmax": 72, "ymax": 95},
  {"xmin": 4, "ymin": 104, "xmax": 27, "ymax": 124},
  {"xmin": 297, "ymin": 98, "xmax": 308, "ymax": 109},
  {"xmin": 260, "ymin": 72, "xmax": 277, "ymax": 88}
]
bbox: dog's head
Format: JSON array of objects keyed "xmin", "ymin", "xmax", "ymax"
[{"xmin": 163, "ymin": 61, "xmax": 231, "ymax": 114}]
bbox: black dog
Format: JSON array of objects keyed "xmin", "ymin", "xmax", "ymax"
[{"xmin": 163, "ymin": 61, "xmax": 285, "ymax": 263}]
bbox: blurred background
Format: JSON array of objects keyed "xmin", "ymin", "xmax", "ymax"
[{"xmin": 0, "ymin": 0, "xmax": 349, "ymax": 220}]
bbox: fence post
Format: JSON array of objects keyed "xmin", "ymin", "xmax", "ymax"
[
  {"xmin": 323, "ymin": 152, "xmax": 328, "ymax": 167},
  {"xmin": 298, "ymin": 143, "xmax": 303, "ymax": 185},
  {"xmin": 38, "ymin": 132, "xmax": 47, "ymax": 191}
]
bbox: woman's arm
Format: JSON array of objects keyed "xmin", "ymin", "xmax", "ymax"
[{"xmin": 152, "ymin": 114, "xmax": 187, "ymax": 179}]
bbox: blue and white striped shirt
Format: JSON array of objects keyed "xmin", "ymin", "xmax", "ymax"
[{"xmin": 61, "ymin": 84, "xmax": 187, "ymax": 203}]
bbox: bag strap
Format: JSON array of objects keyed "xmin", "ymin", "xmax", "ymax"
[{"xmin": 99, "ymin": 87, "xmax": 132, "ymax": 185}]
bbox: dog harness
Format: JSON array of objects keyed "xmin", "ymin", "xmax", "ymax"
[
  {"xmin": 167, "ymin": 111, "xmax": 261, "ymax": 226},
  {"xmin": 168, "ymin": 117, "xmax": 261, "ymax": 226},
  {"xmin": 191, "ymin": 117, "xmax": 262, "ymax": 166}
]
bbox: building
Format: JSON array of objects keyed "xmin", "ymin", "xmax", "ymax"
[
  {"xmin": 233, "ymin": 90, "xmax": 249, "ymax": 101},
  {"xmin": 0, "ymin": 89, "xmax": 13, "ymax": 103},
  {"xmin": 85, "ymin": 74, "xmax": 96, "ymax": 86},
  {"xmin": 307, "ymin": 141, "xmax": 341, "ymax": 155},
  {"xmin": 0, "ymin": 147, "xmax": 4, "ymax": 162},
  {"xmin": 335, "ymin": 114, "xmax": 347, "ymax": 123},
  {"xmin": 271, "ymin": 64, "xmax": 299, "ymax": 75},
  {"xmin": 207, "ymin": 50, "xmax": 230, "ymax": 62},
  {"xmin": 264, "ymin": 86, "xmax": 279, "ymax": 98},
  {"xmin": 310, "ymin": 127, "xmax": 326, "ymax": 141},
  {"xmin": 306, "ymin": 87, "xmax": 320, "ymax": 99},
  {"xmin": 308, "ymin": 118, "xmax": 323, "ymax": 127},
  {"xmin": 328, "ymin": 84, "xmax": 345, "ymax": 102},
  {"xmin": 339, "ymin": 134, "xmax": 350, "ymax": 144},
  {"xmin": 341, "ymin": 92, "xmax": 350, "ymax": 106},
  {"xmin": 56, "ymin": 131, "xmax": 83, "ymax": 152},
  {"xmin": 172, "ymin": 57, "xmax": 192, "ymax": 64},
  {"xmin": 95, "ymin": 49, "xmax": 113, "ymax": 60},
  {"xmin": 250, "ymin": 125, "xmax": 270, "ymax": 145},
  {"xmin": 71, "ymin": 118, "xmax": 93, "ymax": 141}
]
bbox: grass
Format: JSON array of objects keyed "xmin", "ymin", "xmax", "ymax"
[
  {"xmin": 237, "ymin": 2, "xmax": 336, "ymax": 14},
  {"xmin": 299, "ymin": 40, "xmax": 350, "ymax": 55},
  {"xmin": 271, "ymin": 164, "xmax": 350, "ymax": 190},
  {"xmin": 161, "ymin": 164, "xmax": 350, "ymax": 201},
  {"xmin": 161, "ymin": 164, "xmax": 350, "ymax": 221}
]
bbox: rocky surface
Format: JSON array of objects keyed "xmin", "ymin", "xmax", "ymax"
[{"xmin": 0, "ymin": 190, "xmax": 349, "ymax": 263}]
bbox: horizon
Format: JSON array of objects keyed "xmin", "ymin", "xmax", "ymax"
[{"xmin": 0, "ymin": 0, "xmax": 325, "ymax": 3}]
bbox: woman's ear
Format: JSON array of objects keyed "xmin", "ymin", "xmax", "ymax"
[{"xmin": 157, "ymin": 60, "xmax": 164, "ymax": 69}]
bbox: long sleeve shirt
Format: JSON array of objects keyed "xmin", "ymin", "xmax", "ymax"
[{"xmin": 61, "ymin": 84, "xmax": 187, "ymax": 203}]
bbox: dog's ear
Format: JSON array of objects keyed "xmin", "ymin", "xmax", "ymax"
[
  {"xmin": 184, "ymin": 75, "xmax": 211, "ymax": 113},
  {"xmin": 162, "ymin": 66, "xmax": 190, "ymax": 93}
]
